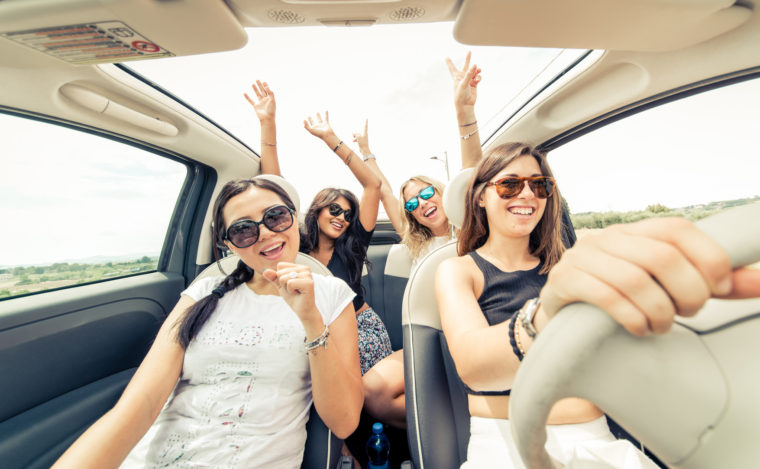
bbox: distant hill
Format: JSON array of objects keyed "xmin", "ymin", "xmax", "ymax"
[{"xmin": 0, "ymin": 252, "xmax": 159, "ymax": 270}]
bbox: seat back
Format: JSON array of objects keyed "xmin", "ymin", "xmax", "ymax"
[
  {"xmin": 192, "ymin": 252, "xmax": 341, "ymax": 469},
  {"xmin": 379, "ymin": 243, "xmax": 413, "ymax": 351},
  {"xmin": 403, "ymin": 168, "xmax": 474, "ymax": 469}
]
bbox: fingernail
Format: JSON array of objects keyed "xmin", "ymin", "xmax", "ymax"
[
  {"xmin": 262, "ymin": 268, "xmax": 271, "ymax": 274},
  {"xmin": 716, "ymin": 276, "xmax": 732, "ymax": 296}
]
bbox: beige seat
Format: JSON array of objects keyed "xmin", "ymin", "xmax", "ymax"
[{"xmin": 402, "ymin": 169, "xmax": 473, "ymax": 469}]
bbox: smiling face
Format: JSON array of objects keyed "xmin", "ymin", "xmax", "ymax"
[
  {"xmin": 221, "ymin": 186, "xmax": 299, "ymax": 272},
  {"xmin": 480, "ymin": 155, "xmax": 547, "ymax": 239},
  {"xmin": 402, "ymin": 179, "xmax": 448, "ymax": 235},
  {"xmin": 317, "ymin": 195, "xmax": 352, "ymax": 240}
]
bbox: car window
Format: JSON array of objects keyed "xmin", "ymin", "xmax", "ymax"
[
  {"xmin": 549, "ymin": 75, "xmax": 760, "ymax": 233},
  {"xmin": 0, "ymin": 113, "xmax": 187, "ymax": 300}
]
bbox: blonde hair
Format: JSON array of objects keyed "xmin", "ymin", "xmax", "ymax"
[{"xmin": 399, "ymin": 175, "xmax": 451, "ymax": 261}]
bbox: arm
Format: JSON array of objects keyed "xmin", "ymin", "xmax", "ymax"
[
  {"xmin": 446, "ymin": 51, "xmax": 483, "ymax": 169},
  {"xmin": 533, "ymin": 217, "xmax": 760, "ymax": 339},
  {"xmin": 304, "ymin": 112, "xmax": 382, "ymax": 232},
  {"xmin": 353, "ymin": 119, "xmax": 404, "ymax": 235},
  {"xmin": 52, "ymin": 296, "xmax": 191, "ymax": 468},
  {"xmin": 263, "ymin": 264, "xmax": 363, "ymax": 439},
  {"xmin": 435, "ymin": 256, "xmax": 521, "ymax": 391},
  {"xmin": 244, "ymin": 80, "xmax": 281, "ymax": 176}
]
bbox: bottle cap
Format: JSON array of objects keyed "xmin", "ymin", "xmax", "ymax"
[{"xmin": 372, "ymin": 422, "xmax": 383, "ymax": 433}]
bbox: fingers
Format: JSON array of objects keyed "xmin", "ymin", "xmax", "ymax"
[
  {"xmin": 616, "ymin": 218, "xmax": 732, "ymax": 296},
  {"xmin": 463, "ymin": 50, "xmax": 471, "ymax": 71},
  {"xmin": 252, "ymin": 81, "xmax": 263, "ymax": 99},
  {"xmin": 720, "ymin": 267, "xmax": 760, "ymax": 299},
  {"xmin": 243, "ymin": 93, "xmax": 255, "ymax": 107},
  {"xmin": 445, "ymin": 57, "xmax": 457, "ymax": 76},
  {"xmin": 263, "ymin": 264, "xmax": 313, "ymax": 294},
  {"xmin": 364, "ymin": 118, "xmax": 368, "ymax": 134}
]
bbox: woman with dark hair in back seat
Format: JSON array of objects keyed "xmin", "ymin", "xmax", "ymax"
[{"xmin": 53, "ymin": 176, "xmax": 363, "ymax": 468}]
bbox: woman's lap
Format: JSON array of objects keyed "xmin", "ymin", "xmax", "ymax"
[{"xmin": 356, "ymin": 307, "xmax": 393, "ymax": 375}]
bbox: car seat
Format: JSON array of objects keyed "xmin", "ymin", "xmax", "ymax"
[
  {"xmin": 403, "ymin": 168, "xmax": 474, "ymax": 469},
  {"xmin": 509, "ymin": 202, "xmax": 760, "ymax": 469}
]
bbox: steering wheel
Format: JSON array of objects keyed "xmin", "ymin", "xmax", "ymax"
[{"xmin": 509, "ymin": 202, "xmax": 760, "ymax": 469}]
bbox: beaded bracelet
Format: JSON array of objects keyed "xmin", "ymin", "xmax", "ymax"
[
  {"xmin": 332, "ymin": 141, "xmax": 343, "ymax": 152},
  {"xmin": 514, "ymin": 316, "xmax": 527, "ymax": 357},
  {"xmin": 304, "ymin": 325, "xmax": 330, "ymax": 354},
  {"xmin": 507, "ymin": 312, "xmax": 524, "ymax": 361},
  {"xmin": 459, "ymin": 120, "xmax": 477, "ymax": 127},
  {"xmin": 461, "ymin": 128, "xmax": 479, "ymax": 140}
]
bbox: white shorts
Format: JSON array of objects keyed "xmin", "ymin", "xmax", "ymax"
[{"xmin": 461, "ymin": 415, "xmax": 659, "ymax": 469}]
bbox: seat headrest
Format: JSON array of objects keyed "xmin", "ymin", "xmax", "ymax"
[
  {"xmin": 442, "ymin": 168, "xmax": 474, "ymax": 229},
  {"xmin": 255, "ymin": 174, "xmax": 300, "ymax": 214}
]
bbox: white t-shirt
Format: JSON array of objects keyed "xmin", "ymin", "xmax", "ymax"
[
  {"xmin": 410, "ymin": 235, "xmax": 453, "ymax": 272},
  {"xmin": 121, "ymin": 273, "xmax": 354, "ymax": 469}
]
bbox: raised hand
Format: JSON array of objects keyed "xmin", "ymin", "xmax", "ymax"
[
  {"xmin": 244, "ymin": 80, "xmax": 276, "ymax": 123},
  {"xmin": 352, "ymin": 118, "xmax": 371, "ymax": 156},
  {"xmin": 304, "ymin": 111, "xmax": 336, "ymax": 141},
  {"xmin": 262, "ymin": 263, "xmax": 320, "ymax": 323},
  {"xmin": 445, "ymin": 51, "xmax": 482, "ymax": 108}
]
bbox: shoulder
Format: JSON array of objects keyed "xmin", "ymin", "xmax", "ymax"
[
  {"xmin": 437, "ymin": 254, "xmax": 478, "ymax": 284},
  {"xmin": 182, "ymin": 275, "xmax": 224, "ymax": 301}
]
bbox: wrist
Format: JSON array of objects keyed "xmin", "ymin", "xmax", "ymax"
[
  {"xmin": 302, "ymin": 313, "xmax": 326, "ymax": 338},
  {"xmin": 359, "ymin": 147, "xmax": 372, "ymax": 157},
  {"xmin": 456, "ymin": 107, "xmax": 476, "ymax": 122}
]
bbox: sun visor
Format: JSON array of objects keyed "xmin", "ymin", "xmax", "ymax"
[
  {"xmin": 453, "ymin": 0, "xmax": 751, "ymax": 52},
  {"xmin": 0, "ymin": 0, "xmax": 247, "ymax": 65}
]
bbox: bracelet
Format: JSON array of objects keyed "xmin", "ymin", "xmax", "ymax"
[
  {"xmin": 514, "ymin": 316, "xmax": 527, "ymax": 357},
  {"xmin": 261, "ymin": 141, "xmax": 277, "ymax": 147},
  {"xmin": 518, "ymin": 297, "xmax": 541, "ymax": 338},
  {"xmin": 507, "ymin": 312, "xmax": 524, "ymax": 361},
  {"xmin": 332, "ymin": 141, "xmax": 343, "ymax": 152},
  {"xmin": 344, "ymin": 152, "xmax": 353, "ymax": 166},
  {"xmin": 304, "ymin": 325, "xmax": 330, "ymax": 353},
  {"xmin": 362, "ymin": 153, "xmax": 376, "ymax": 162},
  {"xmin": 459, "ymin": 120, "xmax": 477, "ymax": 127},
  {"xmin": 461, "ymin": 128, "xmax": 479, "ymax": 140}
]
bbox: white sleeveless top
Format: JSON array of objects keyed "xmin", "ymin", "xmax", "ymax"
[{"xmin": 121, "ymin": 273, "xmax": 354, "ymax": 469}]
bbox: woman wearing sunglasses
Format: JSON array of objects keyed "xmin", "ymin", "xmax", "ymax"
[
  {"xmin": 435, "ymin": 143, "xmax": 664, "ymax": 467},
  {"xmin": 54, "ymin": 177, "xmax": 363, "ymax": 469}
]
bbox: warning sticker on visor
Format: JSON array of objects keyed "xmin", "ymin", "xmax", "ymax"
[{"xmin": 1, "ymin": 21, "xmax": 174, "ymax": 65}]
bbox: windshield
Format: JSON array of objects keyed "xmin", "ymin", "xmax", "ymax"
[{"xmin": 129, "ymin": 22, "xmax": 577, "ymax": 215}]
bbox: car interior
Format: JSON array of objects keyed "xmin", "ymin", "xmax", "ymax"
[{"xmin": 1, "ymin": 0, "xmax": 760, "ymax": 468}]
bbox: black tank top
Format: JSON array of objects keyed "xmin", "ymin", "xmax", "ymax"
[{"xmin": 461, "ymin": 251, "xmax": 547, "ymax": 396}]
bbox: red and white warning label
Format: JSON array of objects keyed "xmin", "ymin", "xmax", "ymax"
[{"xmin": 0, "ymin": 21, "xmax": 173, "ymax": 65}]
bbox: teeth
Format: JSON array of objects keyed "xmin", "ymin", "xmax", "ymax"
[
  {"xmin": 424, "ymin": 207, "xmax": 435, "ymax": 217},
  {"xmin": 262, "ymin": 244, "xmax": 281, "ymax": 253},
  {"xmin": 510, "ymin": 207, "xmax": 533, "ymax": 215}
]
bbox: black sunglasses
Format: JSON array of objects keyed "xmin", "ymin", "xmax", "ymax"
[
  {"xmin": 327, "ymin": 203, "xmax": 353, "ymax": 221},
  {"xmin": 224, "ymin": 205, "xmax": 295, "ymax": 248}
]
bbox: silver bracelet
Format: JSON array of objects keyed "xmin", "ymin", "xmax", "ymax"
[
  {"xmin": 461, "ymin": 128, "xmax": 479, "ymax": 140},
  {"xmin": 518, "ymin": 297, "xmax": 541, "ymax": 338},
  {"xmin": 362, "ymin": 153, "xmax": 376, "ymax": 162},
  {"xmin": 304, "ymin": 325, "xmax": 330, "ymax": 353}
]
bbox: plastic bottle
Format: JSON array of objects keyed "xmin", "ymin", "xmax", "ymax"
[{"xmin": 366, "ymin": 422, "xmax": 390, "ymax": 469}]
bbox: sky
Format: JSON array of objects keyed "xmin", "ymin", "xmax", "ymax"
[{"xmin": 2, "ymin": 22, "xmax": 760, "ymax": 267}]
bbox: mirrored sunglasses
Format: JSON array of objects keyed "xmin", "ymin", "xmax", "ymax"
[
  {"xmin": 327, "ymin": 203, "xmax": 353, "ymax": 221},
  {"xmin": 404, "ymin": 185, "xmax": 435, "ymax": 212}
]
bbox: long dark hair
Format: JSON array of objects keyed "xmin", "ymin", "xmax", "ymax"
[
  {"xmin": 300, "ymin": 187, "xmax": 369, "ymax": 288},
  {"xmin": 176, "ymin": 178, "xmax": 296, "ymax": 349},
  {"xmin": 457, "ymin": 143, "xmax": 565, "ymax": 274}
]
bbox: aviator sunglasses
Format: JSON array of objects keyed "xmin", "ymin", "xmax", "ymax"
[
  {"xmin": 327, "ymin": 203, "xmax": 353, "ymax": 221},
  {"xmin": 404, "ymin": 185, "xmax": 436, "ymax": 212},
  {"xmin": 224, "ymin": 205, "xmax": 295, "ymax": 248},
  {"xmin": 487, "ymin": 176, "xmax": 555, "ymax": 199}
]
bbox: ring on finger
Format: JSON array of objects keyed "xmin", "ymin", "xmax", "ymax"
[{"xmin": 288, "ymin": 272, "xmax": 298, "ymax": 280}]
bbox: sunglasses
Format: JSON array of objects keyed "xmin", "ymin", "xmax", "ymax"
[
  {"xmin": 404, "ymin": 185, "xmax": 436, "ymax": 212},
  {"xmin": 487, "ymin": 176, "xmax": 555, "ymax": 199},
  {"xmin": 224, "ymin": 205, "xmax": 295, "ymax": 248},
  {"xmin": 327, "ymin": 203, "xmax": 353, "ymax": 221}
]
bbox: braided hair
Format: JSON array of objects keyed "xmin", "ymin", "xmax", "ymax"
[{"xmin": 176, "ymin": 178, "xmax": 296, "ymax": 349}]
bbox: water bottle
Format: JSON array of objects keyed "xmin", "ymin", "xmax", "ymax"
[{"xmin": 366, "ymin": 422, "xmax": 390, "ymax": 469}]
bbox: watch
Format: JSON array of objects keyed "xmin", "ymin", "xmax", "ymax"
[{"xmin": 518, "ymin": 297, "xmax": 541, "ymax": 338}]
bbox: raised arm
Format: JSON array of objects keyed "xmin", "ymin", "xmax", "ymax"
[
  {"xmin": 244, "ymin": 80, "xmax": 281, "ymax": 176},
  {"xmin": 304, "ymin": 111, "xmax": 382, "ymax": 232},
  {"xmin": 446, "ymin": 52, "xmax": 483, "ymax": 169},
  {"xmin": 52, "ymin": 296, "xmax": 191, "ymax": 468},
  {"xmin": 353, "ymin": 118, "xmax": 404, "ymax": 234},
  {"xmin": 435, "ymin": 256, "xmax": 521, "ymax": 391}
]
